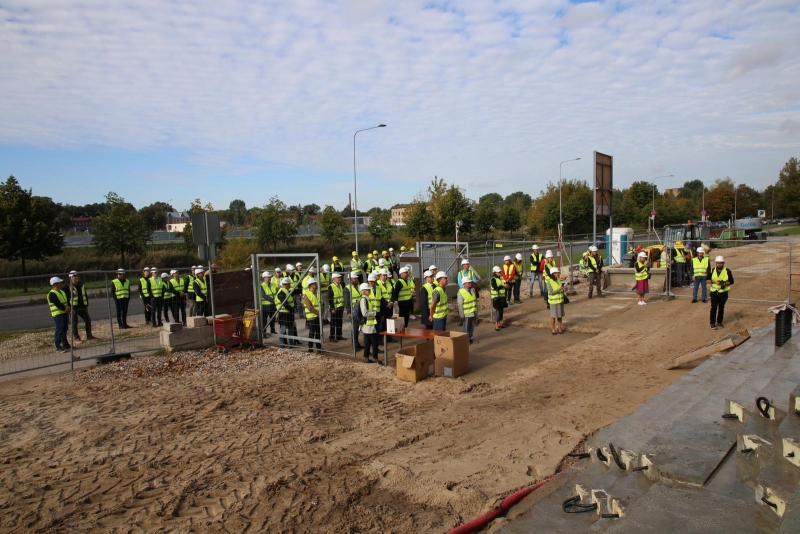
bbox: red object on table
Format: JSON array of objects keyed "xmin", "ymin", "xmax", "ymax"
[{"xmin": 379, "ymin": 328, "xmax": 447, "ymax": 339}]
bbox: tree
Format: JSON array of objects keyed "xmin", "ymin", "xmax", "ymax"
[
  {"xmin": 138, "ymin": 201, "xmax": 176, "ymax": 231},
  {"xmin": 426, "ymin": 176, "xmax": 448, "ymax": 220},
  {"xmin": 704, "ymin": 178, "xmax": 735, "ymax": 221},
  {"xmin": 302, "ymin": 203, "xmax": 320, "ymax": 216},
  {"xmin": 504, "ymin": 191, "xmax": 533, "ymax": 219},
  {"xmin": 254, "ymin": 197, "xmax": 297, "ymax": 251},
  {"xmin": 679, "ymin": 180, "xmax": 705, "ymax": 203},
  {"xmin": 474, "ymin": 202, "xmax": 496, "ymax": 239},
  {"xmin": 92, "ymin": 192, "xmax": 150, "ymax": 266},
  {"xmin": 227, "ymin": 199, "xmax": 247, "ymax": 227},
  {"xmin": 775, "ymin": 157, "xmax": 800, "ymax": 217},
  {"xmin": 403, "ymin": 201, "xmax": 434, "ymax": 241},
  {"xmin": 498, "ymin": 206, "xmax": 521, "ymax": 237},
  {"xmin": 434, "ymin": 187, "xmax": 473, "ymax": 239},
  {"xmin": 319, "ymin": 205, "xmax": 348, "ymax": 245},
  {"xmin": 181, "ymin": 199, "xmax": 216, "ymax": 253},
  {"xmin": 340, "ymin": 204, "xmax": 354, "ymax": 218},
  {"xmin": 734, "ymin": 184, "xmax": 760, "ymax": 219},
  {"xmin": 367, "ymin": 209, "xmax": 394, "ymax": 246},
  {"xmin": 0, "ymin": 176, "xmax": 63, "ymax": 289},
  {"xmin": 478, "ymin": 193, "xmax": 503, "ymax": 206}
]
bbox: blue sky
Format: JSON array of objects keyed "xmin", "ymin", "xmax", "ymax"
[{"xmin": 1, "ymin": 0, "xmax": 799, "ymax": 212}]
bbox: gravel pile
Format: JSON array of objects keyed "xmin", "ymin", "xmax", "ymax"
[{"xmin": 68, "ymin": 347, "xmax": 315, "ymax": 383}]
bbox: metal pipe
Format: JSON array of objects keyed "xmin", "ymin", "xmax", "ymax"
[
  {"xmin": 353, "ymin": 124, "xmax": 386, "ymax": 253},
  {"xmin": 252, "ymin": 254, "xmax": 262, "ymax": 347},
  {"xmin": 106, "ymin": 272, "xmax": 115, "ymax": 355}
]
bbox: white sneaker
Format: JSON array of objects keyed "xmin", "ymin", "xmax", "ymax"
[
  {"xmin": 637, "ymin": 301, "xmax": 644, "ymax": 306},
  {"xmin": 642, "ymin": 301, "xmax": 647, "ymax": 305},
  {"xmin": 410, "ymin": 315, "xmax": 416, "ymax": 320}
]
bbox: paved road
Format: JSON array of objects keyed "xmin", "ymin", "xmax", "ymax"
[{"xmin": 0, "ymin": 296, "xmax": 149, "ymax": 332}]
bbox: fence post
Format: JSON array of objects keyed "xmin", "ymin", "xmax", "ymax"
[
  {"xmin": 252, "ymin": 254, "xmax": 263, "ymax": 347},
  {"xmin": 208, "ymin": 260, "xmax": 218, "ymax": 349},
  {"xmin": 568, "ymin": 242, "xmax": 576, "ymax": 295},
  {"xmin": 69, "ymin": 278, "xmax": 75, "ymax": 370},
  {"xmin": 789, "ymin": 242, "xmax": 792, "ymax": 304},
  {"xmin": 106, "ymin": 272, "xmax": 116, "ymax": 354}
]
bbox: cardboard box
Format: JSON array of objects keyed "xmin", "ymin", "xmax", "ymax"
[
  {"xmin": 386, "ymin": 318, "xmax": 405, "ymax": 334},
  {"xmin": 396, "ymin": 340, "xmax": 435, "ymax": 383},
  {"xmin": 434, "ymin": 331, "xmax": 470, "ymax": 378}
]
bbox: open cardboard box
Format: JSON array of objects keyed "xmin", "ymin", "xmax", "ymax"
[
  {"xmin": 434, "ymin": 331, "xmax": 470, "ymax": 378},
  {"xmin": 396, "ymin": 340, "xmax": 435, "ymax": 383}
]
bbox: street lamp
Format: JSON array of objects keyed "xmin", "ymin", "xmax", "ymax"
[
  {"xmin": 559, "ymin": 157, "xmax": 581, "ymax": 269},
  {"xmin": 353, "ymin": 124, "xmax": 386, "ymax": 252},
  {"xmin": 651, "ymin": 175, "xmax": 673, "ymax": 238}
]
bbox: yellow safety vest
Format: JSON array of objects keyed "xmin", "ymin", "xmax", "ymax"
[
  {"xmin": 150, "ymin": 276, "xmax": 164, "ymax": 297},
  {"xmin": 331, "ymin": 283, "xmax": 344, "ymax": 309},
  {"xmin": 277, "ymin": 288, "xmax": 292, "ymax": 313},
  {"xmin": 350, "ymin": 258, "xmax": 361, "ymax": 274},
  {"xmin": 112, "ymin": 278, "xmax": 130, "ymax": 299},
  {"xmin": 514, "ymin": 261, "xmax": 523, "ymax": 281},
  {"xmin": 396, "ymin": 278, "xmax": 414, "ymax": 301},
  {"xmin": 490, "ymin": 277, "xmax": 506, "ymax": 299},
  {"xmin": 71, "ymin": 284, "xmax": 88, "ymax": 307},
  {"xmin": 530, "ymin": 253, "xmax": 542, "ymax": 272},
  {"xmin": 459, "ymin": 288, "xmax": 477, "ymax": 315},
  {"xmin": 433, "ymin": 286, "xmax": 448, "ymax": 319},
  {"xmin": 547, "ymin": 278, "xmax": 564, "ymax": 305},
  {"xmin": 347, "ymin": 284, "xmax": 361, "ymax": 311},
  {"xmin": 674, "ymin": 246, "xmax": 686, "ymax": 263},
  {"xmin": 303, "ymin": 289, "xmax": 319, "ymax": 320},
  {"xmin": 365, "ymin": 295, "xmax": 380, "ymax": 327},
  {"xmin": 170, "ymin": 277, "xmax": 186, "ymax": 293},
  {"xmin": 162, "ymin": 279, "xmax": 175, "ymax": 298},
  {"xmin": 48, "ymin": 289, "xmax": 68, "ymax": 317},
  {"xmin": 710, "ymin": 268, "xmax": 731, "ymax": 293},
  {"xmin": 692, "ymin": 256, "xmax": 709, "ymax": 277},
  {"xmin": 635, "ymin": 261, "xmax": 649, "ymax": 281},
  {"xmin": 139, "ymin": 276, "xmax": 151, "ymax": 298},
  {"xmin": 195, "ymin": 277, "xmax": 207, "ymax": 302},
  {"xmin": 319, "ymin": 272, "xmax": 331, "ymax": 290},
  {"xmin": 261, "ymin": 281, "xmax": 277, "ymax": 306},
  {"xmin": 187, "ymin": 275, "xmax": 195, "ymax": 295}
]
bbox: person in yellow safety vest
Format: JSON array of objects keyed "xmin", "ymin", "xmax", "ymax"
[
  {"xmin": 691, "ymin": 246, "xmax": 709, "ymax": 304},
  {"xmin": 302, "ymin": 278, "xmax": 322, "ymax": 353},
  {"xmin": 388, "ymin": 248, "xmax": 399, "ymax": 277},
  {"xmin": 149, "ymin": 267, "xmax": 165, "ymax": 327},
  {"xmin": 48, "ymin": 276, "xmax": 71, "ymax": 352},
  {"xmin": 513, "ymin": 253, "xmax": 524, "ymax": 303},
  {"xmin": 458, "ymin": 278, "xmax": 478, "ymax": 344},
  {"xmin": 419, "ymin": 270, "xmax": 435, "ymax": 330},
  {"xmin": 302, "ymin": 267, "xmax": 316, "ymax": 289},
  {"xmin": 364, "ymin": 253, "xmax": 374, "ymax": 274},
  {"xmin": 346, "ymin": 272, "xmax": 364, "ymax": 350},
  {"xmin": 490, "ymin": 266, "xmax": 507, "ymax": 330},
  {"xmin": 379, "ymin": 268, "xmax": 396, "ymax": 342},
  {"xmin": 277, "ymin": 277, "xmax": 299, "ymax": 347},
  {"xmin": 709, "ymin": 255, "xmax": 734, "ymax": 330},
  {"xmin": 542, "ymin": 251, "xmax": 555, "ymax": 309},
  {"xmin": 328, "ymin": 272, "xmax": 346, "ymax": 343},
  {"xmin": 529, "ymin": 244, "xmax": 544, "ymax": 297},
  {"xmin": 319, "ymin": 264, "xmax": 332, "ymax": 325},
  {"xmin": 186, "ymin": 266, "xmax": 197, "ymax": 318},
  {"xmin": 673, "ymin": 240, "xmax": 686, "ymax": 287},
  {"xmin": 160, "ymin": 272, "xmax": 175, "ymax": 323},
  {"xmin": 331, "ymin": 256, "xmax": 344, "ymax": 274},
  {"xmin": 260, "ymin": 271, "xmax": 279, "ymax": 334},
  {"xmin": 502, "ymin": 256, "xmax": 516, "ymax": 306},
  {"xmin": 169, "ymin": 269, "xmax": 187, "ymax": 326},
  {"xmin": 634, "ymin": 251, "xmax": 650, "ymax": 306},
  {"xmin": 430, "ymin": 271, "xmax": 449, "ymax": 331},
  {"xmin": 350, "ymin": 251, "xmax": 363, "ymax": 284},
  {"xmin": 586, "ymin": 246, "xmax": 605, "ymax": 299},
  {"xmin": 193, "ymin": 267, "xmax": 208, "ymax": 317},
  {"xmin": 370, "ymin": 252, "xmax": 380, "ymax": 274},
  {"xmin": 366, "ymin": 273, "xmax": 385, "ymax": 347},
  {"xmin": 111, "ymin": 268, "xmax": 132, "ymax": 329},
  {"xmin": 381, "ymin": 250, "xmax": 391, "ymax": 277},
  {"xmin": 68, "ymin": 270, "xmax": 96, "ymax": 342},
  {"xmin": 358, "ymin": 282, "xmax": 380, "ymax": 364},
  {"xmin": 392, "ymin": 266, "xmax": 415, "ymax": 328},
  {"xmin": 139, "ymin": 267, "xmax": 152, "ymax": 325},
  {"xmin": 547, "ymin": 267, "xmax": 565, "ymax": 335}
]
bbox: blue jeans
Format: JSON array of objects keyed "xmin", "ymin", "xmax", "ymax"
[
  {"xmin": 53, "ymin": 314, "xmax": 69, "ymax": 350},
  {"xmin": 462, "ymin": 316, "xmax": 475, "ymax": 341},
  {"xmin": 529, "ymin": 271, "xmax": 543, "ymax": 295},
  {"xmin": 433, "ymin": 318, "xmax": 447, "ymax": 331},
  {"xmin": 513, "ymin": 279, "xmax": 522, "ymax": 301},
  {"xmin": 693, "ymin": 276, "xmax": 707, "ymax": 301}
]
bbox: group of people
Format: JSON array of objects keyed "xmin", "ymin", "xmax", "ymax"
[{"xmin": 136, "ymin": 266, "xmax": 211, "ymax": 327}]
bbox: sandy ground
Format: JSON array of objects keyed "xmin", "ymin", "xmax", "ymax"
[{"xmin": 0, "ymin": 252, "xmax": 785, "ymax": 532}]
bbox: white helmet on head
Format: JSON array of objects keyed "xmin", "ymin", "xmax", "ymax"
[
  {"xmin": 461, "ymin": 258, "xmax": 470, "ymax": 265},
  {"xmin": 368, "ymin": 273, "xmax": 378, "ymax": 282},
  {"xmin": 286, "ymin": 264, "xmax": 295, "ymax": 271},
  {"xmin": 196, "ymin": 267, "xmax": 205, "ymax": 273},
  {"xmin": 378, "ymin": 259, "xmax": 385, "ymax": 266},
  {"xmin": 435, "ymin": 271, "xmax": 448, "ymax": 280},
  {"xmin": 306, "ymin": 277, "xmax": 317, "ymax": 285},
  {"xmin": 492, "ymin": 266, "xmax": 502, "ymax": 273},
  {"xmin": 281, "ymin": 277, "xmax": 291, "ymax": 285},
  {"xmin": 332, "ymin": 272, "xmax": 342, "ymax": 279},
  {"xmin": 308, "ymin": 267, "xmax": 316, "ymax": 274},
  {"xmin": 359, "ymin": 283, "xmax": 371, "ymax": 291},
  {"xmin": 423, "ymin": 270, "xmax": 433, "ymax": 278},
  {"xmin": 262, "ymin": 271, "xmax": 272, "ymax": 278},
  {"xmin": 503, "ymin": 255, "xmax": 511, "ymax": 261},
  {"xmin": 532, "ymin": 245, "xmax": 539, "ymax": 250},
  {"xmin": 545, "ymin": 250, "xmax": 553, "ymax": 258},
  {"xmin": 296, "ymin": 262, "xmax": 302, "ymax": 267},
  {"xmin": 379, "ymin": 268, "xmax": 389, "ymax": 276},
  {"xmin": 322, "ymin": 264, "xmax": 330, "ymax": 273},
  {"xmin": 715, "ymin": 255, "xmax": 725, "ymax": 262},
  {"xmin": 350, "ymin": 272, "xmax": 359, "ymax": 278},
  {"xmin": 429, "ymin": 264, "xmax": 437, "ymax": 271},
  {"xmin": 389, "ymin": 247, "xmax": 394, "ymax": 252},
  {"xmin": 50, "ymin": 276, "xmax": 63, "ymax": 285},
  {"xmin": 638, "ymin": 251, "xmax": 647, "ymax": 258},
  {"xmin": 589, "ymin": 246, "xmax": 598, "ymax": 252},
  {"xmin": 515, "ymin": 253, "xmax": 522, "ymax": 260},
  {"xmin": 551, "ymin": 267, "xmax": 560, "ymax": 274},
  {"xmin": 696, "ymin": 247, "xmax": 705, "ymax": 254}
]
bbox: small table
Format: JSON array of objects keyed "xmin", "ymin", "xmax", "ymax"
[{"xmin": 378, "ymin": 328, "xmax": 447, "ymax": 367}]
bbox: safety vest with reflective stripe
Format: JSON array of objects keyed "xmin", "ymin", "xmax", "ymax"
[
  {"xmin": 635, "ymin": 261, "xmax": 648, "ymax": 281},
  {"xmin": 433, "ymin": 286, "xmax": 448, "ymax": 319},
  {"xmin": 587, "ymin": 255, "xmax": 601, "ymax": 273},
  {"xmin": 530, "ymin": 253, "xmax": 542, "ymax": 271},
  {"xmin": 347, "ymin": 284, "xmax": 360, "ymax": 311},
  {"xmin": 195, "ymin": 277, "xmax": 207, "ymax": 302},
  {"xmin": 331, "ymin": 283, "xmax": 344, "ymax": 309},
  {"xmin": 139, "ymin": 276, "xmax": 151, "ymax": 298},
  {"xmin": 514, "ymin": 261, "xmax": 523, "ymax": 281},
  {"xmin": 150, "ymin": 276, "xmax": 164, "ymax": 297},
  {"xmin": 459, "ymin": 288, "xmax": 477, "ymax": 315},
  {"xmin": 365, "ymin": 295, "xmax": 380, "ymax": 327},
  {"xmin": 170, "ymin": 277, "xmax": 186, "ymax": 293},
  {"xmin": 547, "ymin": 278, "xmax": 564, "ymax": 305},
  {"xmin": 674, "ymin": 246, "xmax": 686, "ymax": 263},
  {"xmin": 303, "ymin": 289, "xmax": 319, "ymax": 320},
  {"xmin": 458, "ymin": 268, "xmax": 477, "ymax": 285},
  {"xmin": 112, "ymin": 278, "xmax": 130, "ymax": 299},
  {"xmin": 187, "ymin": 275, "xmax": 195, "ymax": 296},
  {"xmin": 502, "ymin": 263, "xmax": 516, "ymax": 280},
  {"xmin": 692, "ymin": 256, "xmax": 709, "ymax": 277},
  {"xmin": 490, "ymin": 277, "xmax": 506, "ymax": 299},
  {"xmin": 261, "ymin": 281, "xmax": 278, "ymax": 306},
  {"xmin": 71, "ymin": 284, "xmax": 87, "ymax": 307},
  {"xmin": 277, "ymin": 288, "xmax": 292, "ymax": 313},
  {"xmin": 350, "ymin": 258, "xmax": 361, "ymax": 274},
  {"xmin": 424, "ymin": 282, "xmax": 435, "ymax": 307},
  {"xmin": 710, "ymin": 267, "xmax": 731, "ymax": 293},
  {"xmin": 396, "ymin": 278, "xmax": 414, "ymax": 301},
  {"xmin": 319, "ymin": 272, "xmax": 331, "ymax": 291},
  {"xmin": 162, "ymin": 279, "xmax": 175, "ymax": 299},
  {"xmin": 370, "ymin": 283, "xmax": 383, "ymax": 301},
  {"xmin": 49, "ymin": 289, "xmax": 68, "ymax": 317}
]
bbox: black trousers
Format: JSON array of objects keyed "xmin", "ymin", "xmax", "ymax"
[
  {"xmin": 398, "ymin": 300, "xmax": 412, "ymax": 327},
  {"xmin": 71, "ymin": 308, "xmax": 92, "ymax": 338},
  {"xmin": 262, "ymin": 305, "xmax": 277, "ymax": 333},
  {"xmin": 114, "ymin": 298, "xmax": 129, "ymax": 327},
  {"xmin": 151, "ymin": 296, "xmax": 164, "ymax": 326},
  {"xmin": 174, "ymin": 296, "xmax": 187, "ymax": 325},
  {"xmin": 710, "ymin": 291, "xmax": 728, "ymax": 325},
  {"xmin": 196, "ymin": 301, "xmax": 207, "ymax": 318},
  {"xmin": 162, "ymin": 297, "xmax": 173, "ymax": 322},
  {"xmin": 308, "ymin": 320, "xmax": 321, "ymax": 350},
  {"xmin": 364, "ymin": 331, "xmax": 379, "ymax": 359},
  {"xmin": 142, "ymin": 297, "xmax": 151, "ymax": 324},
  {"xmin": 330, "ymin": 308, "xmax": 343, "ymax": 338}
]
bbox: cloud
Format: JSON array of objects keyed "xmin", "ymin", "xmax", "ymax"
[
  {"xmin": 779, "ymin": 119, "xmax": 800, "ymax": 135},
  {"xmin": 0, "ymin": 0, "xmax": 798, "ymax": 209}
]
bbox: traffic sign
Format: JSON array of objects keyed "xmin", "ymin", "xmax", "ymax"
[
  {"xmin": 701, "ymin": 210, "xmax": 707, "ymax": 216},
  {"xmin": 651, "ymin": 210, "xmax": 656, "ymax": 216}
]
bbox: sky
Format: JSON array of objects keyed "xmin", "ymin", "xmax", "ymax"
[{"xmin": 1, "ymin": 0, "xmax": 799, "ymax": 213}]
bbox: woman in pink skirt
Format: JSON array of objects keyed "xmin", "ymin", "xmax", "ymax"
[{"xmin": 634, "ymin": 251, "xmax": 650, "ymax": 305}]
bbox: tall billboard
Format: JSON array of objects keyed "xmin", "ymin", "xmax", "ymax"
[{"xmin": 594, "ymin": 152, "xmax": 613, "ymax": 216}]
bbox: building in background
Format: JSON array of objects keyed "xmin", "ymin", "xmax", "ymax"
[
  {"xmin": 166, "ymin": 211, "xmax": 190, "ymax": 232},
  {"xmin": 390, "ymin": 204, "xmax": 410, "ymax": 226}
]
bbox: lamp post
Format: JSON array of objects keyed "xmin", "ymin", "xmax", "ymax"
[
  {"xmin": 559, "ymin": 157, "xmax": 581, "ymax": 269},
  {"xmin": 353, "ymin": 124, "xmax": 386, "ymax": 253},
  {"xmin": 650, "ymin": 175, "xmax": 673, "ymax": 239}
]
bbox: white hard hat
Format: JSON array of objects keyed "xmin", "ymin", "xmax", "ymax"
[
  {"xmin": 296, "ymin": 262, "xmax": 302, "ymax": 266},
  {"xmin": 429, "ymin": 264, "xmax": 437, "ymax": 270},
  {"xmin": 515, "ymin": 253, "xmax": 523, "ymax": 260},
  {"xmin": 638, "ymin": 251, "xmax": 647, "ymax": 258},
  {"xmin": 306, "ymin": 277, "xmax": 317, "ymax": 285},
  {"xmin": 350, "ymin": 272, "xmax": 359, "ymax": 278},
  {"xmin": 551, "ymin": 267, "xmax": 560, "ymax": 274},
  {"xmin": 332, "ymin": 272, "xmax": 342, "ymax": 279},
  {"xmin": 435, "ymin": 271, "xmax": 448, "ymax": 280},
  {"xmin": 308, "ymin": 267, "xmax": 316, "ymax": 274},
  {"xmin": 532, "ymin": 245, "xmax": 539, "ymax": 250},
  {"xmin": 379, "ymin": 268, "xmax": 389, "ymax": 275},
  {"xmin": 322, "ymin": 264, "xmax": 330, "ymax": 272},
  {"xmin": 151, "ymin": 267, "xmax": 158, "ymax": 272},
  {"xmin": 116, "ymin": 268, "xmax": 125, "ymax": 274},
  {"xmin": 696, "ymin": 247, "xmax": 705, "ymax": 253},
  {"xmin": 196, "ymin": 267, "xmax": 205, "ymax": 273},
  {"xmin": 389, "ymin": 247, "xmax": 394, "ymax": 252},
  {"xmin": 504, "ymin": 255, "xmax": 511, "ymax": 261},
  {"xmin": 286, "ymin": 264, "xmax": 294, "ymax": 271},
  {"xmin": 281, "ymin": 277, "xmax": 291, "ymax": 285},
  {"xmin": 492, "ymin": 266, "xmax": 502, "ymax": 273},
  {"xmin": 359, "ymin": 283, "xmax": 372, "ymax": 291},
  {"xmin": 715, "ymin": 256, "xmax": 725, "ymax": 262},
  {"xmin": 423, "ymin": 270, "xmax": 433, "ymax": 277},
  {"xmin": 262, "ymin": 271, "xmax": 272, "ymax": 278},
  {"xmin": 400, "ymin": 266, "xmax": 410, "ymax": 273},
  {"xmin": 589, "ymin": 246, "xmax": 598, "ymax": 252},
  {"xmin": 68, "ymin": 270, "xmax": 78, "ymax": 276},
  {"xmin": 463, "ymin": 277, "xmax": 473, "ymax": 284},
  {"xmin": 368, "ymin": 273, "xmax": 378, "ymax": 282},
  {"xmin": 142, "ymin": 267, "xmax": 150, "ymax": 272},
  {"xmin": 161, "ymin": 272, "xmax": 169, "ymax": 278},
  {"xmin": 545, "ymin": 251, "xmax": 554, "ymax": 258},
  {"xmin": 378, "ymin": 259, "xmax": 385, "ymax": 266},
  {"xmin": 461, "ymin": 258, "xmax": 470, "ymax": 265},
  {"xmin": 50, "ymin": 276, "xmax": 63, "ymax": 285},
  {"xmin": 170, "ymin": 269, "xmax": 178, "ymax": 275}
]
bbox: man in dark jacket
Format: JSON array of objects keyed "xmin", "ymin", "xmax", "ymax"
[
  {"xmin": 69, "ymin": 270, "xmax": 96, "ymax": 341},
  {"xmin": 709, "ymin": 255, "xmax": 734, "ymax": 330}
]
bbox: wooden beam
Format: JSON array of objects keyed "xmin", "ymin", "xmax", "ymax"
[{"xmin": 661, "ymin": 338, "xmax": 736, "ymax": 370}]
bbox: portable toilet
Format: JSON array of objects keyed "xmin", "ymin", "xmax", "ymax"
[{"xmin": 605, "ymin": 227, "xmax": 634, "ymax": 265}]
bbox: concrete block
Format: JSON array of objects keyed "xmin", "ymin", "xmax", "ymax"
[
  {"xmin": 187, "ymin": 316, "xmax": 206, "ymax": 328},
  {"xmin": 756, "ymin": 459, "xmax": 800, "ymax": 525},
  {"xmin": 160, "ymin": 325, "xmax": 214, "ymax": 350},
  {"xmin": 207, "ymin": 314, "xmax": 231, "ymax": 325},
  {"xmin": 163, "ymin": 322, "xmax": 183, "ymax": 332}
]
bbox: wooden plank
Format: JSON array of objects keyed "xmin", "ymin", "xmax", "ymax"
[
  {"xmin": 730, "ymin": 330, "xmax": 750, "ymax": 347},
  {"xmin": 660, "ymin": 339, "xmax": 736, "ymax": 370}
]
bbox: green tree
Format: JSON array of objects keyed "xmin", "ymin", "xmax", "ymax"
[
  {"xmin": 254, "ymin": 197, "xmax": 297, "ymax": 251},
  {"xmin": 478, "ymin": 193, "xmax": 503, "ymax": 206},
  {"xmin": 403, "ymin": 201, "xmax": 434, "ymax": 241},
  {"xmin": 474, "ymin": 202, "xmax": 496, "ymax": 239},
  {"xmin": 0, "ymin": 176, "xmax": 64, "ymax": 290},
  {"xmin": 367, "ymin": 209, "xmax": 394, "ymax": 246},
  {"xmin": 138, "ymin": 201, "xmax": 175, "ymax": 231},
  {"xmin": 504, "ymin": 191, "xmax": 533, "ymax": 219},
  {"xmin": 340, "ymin": 204, "xmax": 354, "ymax": 218},
  {"xmin": 302, "ymin": 203, "xmax": 320, "ymax": 216},
  {"xmin": 704, "ymin": 178, "xmax": 735, "ymax": 221},
  {"xmin": 92, "ymin": 192, "xmax": 150, "ymax": 266},
  {"xmin": 775, "ymin": 157, "xmax": 800, "ymax": 217},
  {"xmin": 227, "ymin": 199, "xmax": 247, "ymax": 227},
  {"xmin": 734, "ymin": 184, "xmax": 761, "ymax": 219},
  {"xmin": 319, "ymin": 205, "xmax": 348, "ymax": 245},
  {"xmin": 679, "ymin": 179, "xmax": 705, "ymax": 203},
  {"xmin": 498, "ymin": 206, "xmax": 522, "ymax": 237},
  {"xmin": 426, "ymin": 176, "xmax": 448, "ymax": 220},
  {"xmin": 181, "ymin": 199, "xmax": 216, "ymax": 253},
  {"xmin": 435, "ymin": 187, "xmax": 473, "ymax": 239}
]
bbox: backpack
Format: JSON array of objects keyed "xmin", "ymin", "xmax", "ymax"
[{"xmin": 352, "ymin": 296, "xmax": 368, "ymax": 326}]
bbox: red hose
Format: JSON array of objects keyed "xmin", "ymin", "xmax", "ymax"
[{"xmin": 447, "ymin": 474, "xmax": 558, "ymax": 534}]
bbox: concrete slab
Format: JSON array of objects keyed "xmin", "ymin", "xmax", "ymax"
[
  {"xmin": 777, "ymin": 484, "xmax": 800, "ymax": 533},
  {"xmin": 160, "ymin": 324, "xmax": 214, "ymax": 350}
]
